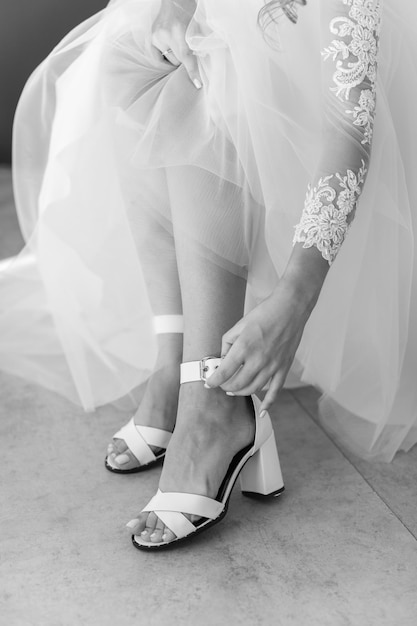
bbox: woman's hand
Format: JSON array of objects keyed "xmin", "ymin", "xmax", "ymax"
[
  {"xmin": 206, "ymin": 245, "xmax": 329, "ymax": 414},
  {"xmin": 152, "ymin": 0, "xmax": 202, "ymax": 89}
]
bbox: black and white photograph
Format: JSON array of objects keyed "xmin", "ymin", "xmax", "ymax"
[{"xmin": 1, "ymin": 1, "xmax": 416, "ymax": 624}]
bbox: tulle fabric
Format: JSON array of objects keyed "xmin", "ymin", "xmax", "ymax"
[{"xmin": 0, "ymin": 0, "xmax": 416, "ymax": 460}]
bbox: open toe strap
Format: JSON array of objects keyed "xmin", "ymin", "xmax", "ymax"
[
  {"xmin": 112, "ymin": 418, "xmax": 172, "ymax": 466},
  {"xmin": 138, "ymin": 489, "xmax": 225, "ymax": 541}
]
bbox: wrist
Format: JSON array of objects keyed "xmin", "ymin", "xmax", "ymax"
[{"xmin": 278, "ymin": 244, "xmax": 329, "ymax": 313}]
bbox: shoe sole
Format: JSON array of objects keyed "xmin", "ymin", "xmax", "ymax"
[
  {"xmin": 242, "ymin": 486, "xmax": 285, "ymax": 499},
  {"xmin": 104, "ymin": 452, "xmax": 165, "ymax": 474}
]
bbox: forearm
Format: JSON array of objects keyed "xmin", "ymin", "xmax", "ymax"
[
  {"xmin": 293, "ymin": 0, "xmax": 381, "ymax": 268},
  {"xmin": 279, "ymin": 243, "xmax": 329, "ymax": 315}
]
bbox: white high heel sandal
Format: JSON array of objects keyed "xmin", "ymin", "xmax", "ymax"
[
  {"xmin": 105, "ymin": 315, "xmax": 183, "ymax": 474},
  {"xmin": 131, "ymin": 356, "xmax": 285, "ymax": 550}
]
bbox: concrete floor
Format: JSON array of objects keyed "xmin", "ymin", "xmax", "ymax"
[{"xmin": 1, "ymin": 167, "xmax": 417, "ymax": 625}]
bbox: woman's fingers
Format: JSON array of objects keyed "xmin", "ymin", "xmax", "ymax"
[
  {"xmin": 205, "ymin": 344, "xmax": 244, "ymax": 388},
  {"xmin": 207, "ymin": 343, "xmax": 271, "ymax": 393},
  {"xmin": 222, "ymin": 369, "xmax": 272, "ymax": 397},
  {"xmin": 177, "ymin": 46, "xmax": 202, "ymax": 88},
  {"xmin": 153, "ymin": 32, "xmax": 202, "ymax": 88},
  {"xmin": 220, "ymin": 322, "xmax": 245, "ymax": 358},
  {"xmin": 208, "ymin": 322, "xmax": 262, "ymax": 388},
  {"xmin": 207, "ymin": 349, "xmax": 284, "ymax": 406},
  {"xmin": 259, "ymin": 372, "xmax": 286, "ymax": 415},
  {"xmin": 151, "ymin": 0, "xmax": 201, "ymax": 87},
  {"xmin": 161, "ymin": 48, "xmax": 181, "ymax": 66},
  {"xmin": 171, "ymin": 40, "xmax": 203, "ymax": 89},
  {"xmin": 218, "ymin": 354, "xmax": 271, "ymax": 394}
]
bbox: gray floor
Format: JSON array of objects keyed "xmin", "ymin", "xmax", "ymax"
[{"xmin": 1, "ymin": 168, "xmax": 416, "ymax": 626}]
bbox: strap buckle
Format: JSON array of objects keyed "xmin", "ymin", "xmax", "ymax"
[
  {"xmin": 200, "ymin": 356, "xmax": 221, "ymax": 381},
  {"xmin": 180, "ymin": 356, "xmax": 222, "ymax": 385}
]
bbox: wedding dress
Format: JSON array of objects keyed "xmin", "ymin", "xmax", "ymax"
[{"xmin": 1, "ymin": 0, "xmax": 416, "ymax": 461}]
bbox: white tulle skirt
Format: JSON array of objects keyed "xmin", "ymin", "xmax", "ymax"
[{"xmin": 1, "ymin": 0, "xmax": 417, "ymax": 460}]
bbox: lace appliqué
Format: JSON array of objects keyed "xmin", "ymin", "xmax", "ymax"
[
  {"xmin": 293, "ymin": 1, "xmax": 380, "ymax": 265},
  {"xmin": 293, "ymin": 161, "xmax": 367, "ymax": 264},
  {"xmin": 322, "ymin": 0, "xmax": 381, "ymax": 146}
]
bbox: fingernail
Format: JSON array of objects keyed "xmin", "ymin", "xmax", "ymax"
[
  {"xmin": 162, "ymin": 533, "xmax": 168, "ymax": 541},
  {"xmin": 150, "ymin": 532, "xmax": 157, "ymax": 539},
  {"xmin": 204, "ymin": 382, "xmax": 211, "ymax": 389},
  {"xmin": 260, "ymin": 410, "xmax": 267, "ymax": 418},
  {"xmin": 226, "ymin": 391, "xmax": 235, "ymax": 397},
  {"xmin": 193, "ymin": 78, "xmax": 202, "ymax": 89},
  {"xmin": 126, "ymin": 519, "xmax": 139, "ymax": 529},
  {"xmin": 141, "ymin": 530, "xmax": 148, "ymax": 536},
  {"xmin": 115, "ymin": 454, "xmax": 130, "ymax": 465}
]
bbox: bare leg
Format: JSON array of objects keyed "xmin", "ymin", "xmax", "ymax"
[
  {"xmin": 108, "ymin": 198, "xmax": 183, "ymax": 470},
  {"xmin": 133, "ymin": 168, "xmax": 256, "ymax": 543}
]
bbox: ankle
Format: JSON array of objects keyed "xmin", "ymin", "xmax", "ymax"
[
  {"xmin": 179, "ymin": 383, "xmax": 252, "ymax": 422},
  {"xmin": 173, "ymin": 388, "xmax": 255, "ymax": 458}
]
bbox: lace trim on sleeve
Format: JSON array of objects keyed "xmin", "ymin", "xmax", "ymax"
[
  {"xmin": 293, "ymin": 161, "xmax": 367, "ymax": 264},
  {"xmin": 323, "ymin": 0, "xmax": 381, "ymax": 146},
  {"xmin": 293, "ymin": 0, "xmax": 381, "ymax": 264}
]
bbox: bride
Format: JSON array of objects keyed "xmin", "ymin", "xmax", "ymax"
[{"xmin": 1, "ymin": 0, "xmax": 416, "ymax": 549}]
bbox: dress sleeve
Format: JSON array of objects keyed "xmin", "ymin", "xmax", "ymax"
[{"xmin": 293, "ymin": 0, "xmax": 382, "ymax": 264}]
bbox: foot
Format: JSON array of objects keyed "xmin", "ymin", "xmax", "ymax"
[
  {"xmin": 107, "ymin": 335, "xmax": 182, "ymax": 471},
  {"xmin": 127, "ymin": 382, "xmax": 255, "ymax": 544}
]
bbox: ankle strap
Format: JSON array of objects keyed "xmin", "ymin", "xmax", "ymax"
[
  {"xmin": 153, "ymin": 315, "xmax": 184, "ymax": 334},
  {"xmin": 180, "ymin": 357, "xmax": 222, "ymax": 384}
]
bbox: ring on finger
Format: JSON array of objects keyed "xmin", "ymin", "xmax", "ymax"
[{"xmin": 161, "ymin": 48, "xmax": 180, "ymax": 65}]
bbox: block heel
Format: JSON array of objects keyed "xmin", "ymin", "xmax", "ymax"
[{"xmin": 240, "ymin": 431, "xmax": 285, "ymax": 498}]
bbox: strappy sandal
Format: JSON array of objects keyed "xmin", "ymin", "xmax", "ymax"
[
  {"xmin": 130, "ymin": 356, "xmax": 285, "ymax": 550},
  {"xmin": 105, "ymin": 315, "xmax": 183, "ymax": 474}
]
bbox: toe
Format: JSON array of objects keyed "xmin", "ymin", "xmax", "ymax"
[
  {"xmin": 111, "ymin": 438, "xmax": 128, "ymax": 455},
  {"xmin": 126, "ymin": 512, "xmax": 147, "ymax": 535},
  {"xmin": 150, "ymin": 518, "xmax": 165, "ymax": 544},
  {"xmin": 107, "ymin": 448, "xmax": 140, "ymax": 471},
  {"xmin": 118, "ymin": 449, "xmax": 140, "ymax": 469},
  {"xmin": 161, "ymin": 528, "xmax": 176, "ymax": 544},
  {"xmin": 140, "ymin": 512, "xmax": 158, "ymax": 542},
  {"xmin": 128, "ymin": 513, "xmax": 177, "ymax": 545},
  {"xmin": 106, "ymin": 437, "xmax": 127, "ymax": 458},
  {"xmin": 114, "ymin": 451, "xmax": 134, "ymax": 466}
]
